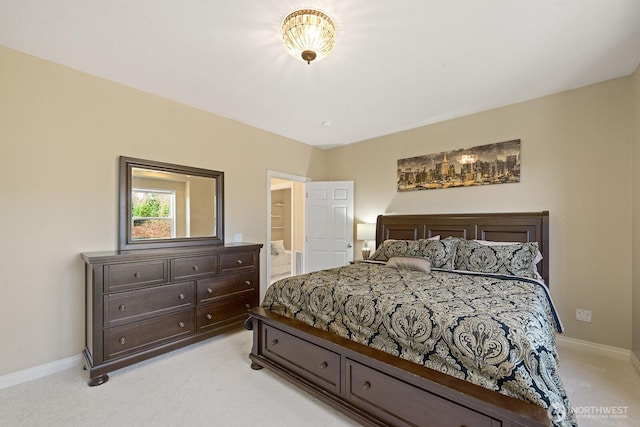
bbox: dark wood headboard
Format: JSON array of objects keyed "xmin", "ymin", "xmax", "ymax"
[{"xmin": 375, "ymin": 211, "xmax": 550, "ymax": 285}]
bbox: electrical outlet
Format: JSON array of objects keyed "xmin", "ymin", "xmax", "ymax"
[
  {"xmin": 576, "ymin": 308, "xmax": 592, "ymax": 323},
  {"xmin": 234, "ymin": 233, "xmax": 243, "ymax": 243}
]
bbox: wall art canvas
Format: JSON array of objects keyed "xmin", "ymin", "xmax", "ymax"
[{"xmin": 397, "ymin": 139, "xmax": 520, "ymax": 191}]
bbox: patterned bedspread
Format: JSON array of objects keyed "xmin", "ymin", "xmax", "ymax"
[{"xmin": 261, "ymin": 262, "xmax": 576, "ymax": 426}]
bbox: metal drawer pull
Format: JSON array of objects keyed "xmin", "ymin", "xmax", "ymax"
[
  {"xmin": 236, "ymin": 259, "xmax": 243, "ymax": 265},
  {"xmin": 192, "ymin": 265, "xmax": 199, "ymax": 271},
  {"xmin": 361, "ymin": 381, "xmax": 371, "ymax": 390},
  {"xmin": 270, "ymin": 339, "xmax": 278, "ymax": 346},
  {"xmin": 245, "ymin": 280, "xmax": 251, "ymax": 286},
  {"xmin": 134, "ymin": 272, "xmax": 141, "ymax": 278},
  {"xmin": 207, "ymin": 288, "xmax": 213, "ymax": 294},
  {"xmin": 178, "ymin": 321, "xmax": 185, "ymax": 328},
  {"xmin": 178, "ymin": 293, "xmax": 185, "ymax": 300},
  {"xmin": 119, "ymin": 337, "xmax": 126, "ymax": 345},
  {"xmin": 319, "ymin": 362, "xmax": 328, "ymax": 369},
  {"xmin": 206, "ymin": 314, "xmax": 213, "ymax": 320},
  {"xmin": 245, "ymin": 304, "xmax": 251, "ymax": 309},
  {"xmin": 119, "ymin": 304, "xmax": 126, "ymax": 312}
]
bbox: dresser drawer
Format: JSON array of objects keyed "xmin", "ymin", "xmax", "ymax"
[
  {"xmin": 261, "ymin": 324, "xmax": 340, "ymax": 394},
  {"xmin": 105, "ymin": 309, "xmax": 195, "ymax": 360},
  {"xmin": 171, "ymin": 255, "xmax": 218, "ymax": 280},
  {"xmin": 197, "ymin": 272, "xmax": 255, "ymax": 304},
  {"xmin": 197, "ymin": 293, "xmax": 254, "ymax": 331},
  {"xmin": 104, "ymin": 260, "xmax": 168, "ymax": 292},
  {"xmin": 105, "ymin": 281, "xmax": 194, "ymax": 327},
  {"xmin": 345, "ymin": 359, "xmax": 500, "ymax": 427},
  {"xmin": 220, "ymin": 251, "xmax": 256, "ymax": 272}
]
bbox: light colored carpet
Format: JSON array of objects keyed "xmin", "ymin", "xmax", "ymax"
[
  {"xmin": 0, "ymin": 329, "xmax": 638, "ymax": 426},
  {"xmin": 556, "ymin": 339, "xmax": 640, "ymax": 426}
]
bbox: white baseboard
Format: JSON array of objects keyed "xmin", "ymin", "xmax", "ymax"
[
  {"xmin": 631, "ymin": 351, "xmax": 640, "ymax": 378},
  {"xmin": 0, "ymin": 354, "xmax": 83, "ymax": 390},
  {"xmin": 555, "ymin": 334, "xmax": 640, "ymax": 376},
  {"xmin": 556, "ymin": 335, "xmax": 631, "ymax": 360},
  {"xmin": 556, "ymin": 336, "xmax": 640, "ymax": 378}
]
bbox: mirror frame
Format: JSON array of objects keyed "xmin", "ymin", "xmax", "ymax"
[{"xmin": 119, "ymin": 156, "xmax": 224, "ymax": 250}]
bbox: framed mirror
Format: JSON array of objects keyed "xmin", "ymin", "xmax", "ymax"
[{"xmin": 119, "ymin": 156, "xmax": 224, "ymax": 250}]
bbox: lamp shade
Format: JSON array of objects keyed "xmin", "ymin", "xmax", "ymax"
[{"xmin": 356, "ymin": 223, "xmax": 376, "ymax": 241}]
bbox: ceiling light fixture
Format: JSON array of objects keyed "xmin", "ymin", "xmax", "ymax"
[{"xmin": 282, "ymin": 9, "xmax": 336, "ymax": 64}]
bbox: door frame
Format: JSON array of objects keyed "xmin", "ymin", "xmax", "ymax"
[{"xmin": 266, "ymin": 171, "xmax": 309, "ymax": 296}]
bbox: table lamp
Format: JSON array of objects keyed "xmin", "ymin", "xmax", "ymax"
[{"xmin": 356, "ymin": 223, "xmax": 376, "ymax": 259}]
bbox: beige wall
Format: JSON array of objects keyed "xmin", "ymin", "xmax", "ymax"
[
  {"xmin": 633, "ymin": 64, "xmax": 640, "ymax": 360},
  {"xmin": 0, "ymin": 45, "xmax": 328, "ymax": 376},
  {"xmin": 1, "ymin": 42, "xmax": 637, "ymax": 377},
  {"xmin": 327, "ymin": 77, "xmax": 634, "ymax": 349},
  {"xmin": 188, "ymin": 175, "xmax": 217, "ymax": 237}
]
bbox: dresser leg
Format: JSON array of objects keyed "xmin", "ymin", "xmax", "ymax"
[
  {"xmin": 88, "ymin": 374, "xmax": 109, "ymax": 386},
  {"xmin": 250, "ymin": 362, "xmax": 264, "ymax": 370}
]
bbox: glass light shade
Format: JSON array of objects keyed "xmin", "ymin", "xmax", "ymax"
[{"xmin": 282, "ymin": 9, "xmax": 336, "ymax": 64}]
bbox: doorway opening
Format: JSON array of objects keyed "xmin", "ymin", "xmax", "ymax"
[{"xmin": 267, "ymin": 171, "xmax": 308, "ymax": 286}]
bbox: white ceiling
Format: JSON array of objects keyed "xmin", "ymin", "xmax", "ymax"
[{"xmin": 1, "ymin": 1, "xmax": 639, "ymax": 149}]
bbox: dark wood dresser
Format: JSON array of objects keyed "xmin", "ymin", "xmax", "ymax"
[{"xmin": 82, "ymin": 242, "xmax": 262, "ymax": 386}]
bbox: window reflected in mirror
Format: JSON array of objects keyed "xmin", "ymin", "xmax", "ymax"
[
  {"xmin": 131, "ymin": 189, "xmax": 174, "ymax": 239},
  {"xmin": 131, "ymin": 168, "xmax": 216, "ymax": 240},
  {"xmin": 120, "ymin": 157, "xmax": 224, "ymax": 250}
]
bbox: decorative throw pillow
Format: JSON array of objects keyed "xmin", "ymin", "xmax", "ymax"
[
  {"xmin": 369, "ymin": 239, "xmax": 422, "ymax": 261},
  {"xmin": 455, "ymin": 240, "xmax": 539, "ymax": 278},
  {"xmin": 386, "ymin": 257, "xmax": 431, "ymax": 273},
  {"xmin": 444, "ymin": 236, "xmax": 465, "ymax": 243},
  {"xmin": 473, "ymin": 239, "xmax": 543, "ymax": 279},
  {"xmin": 369, "ymin": 239, "xmax": 457, "ymax": 269},
  {"xmin": 270, "ymin": 240, "xmax": 286, "ymax": 255},
  {"xmin": 418, "ymin": 239, "xmax": 458, "ymax": 269}
]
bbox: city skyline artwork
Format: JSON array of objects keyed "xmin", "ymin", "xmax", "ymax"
[{"xmin": 397, "ymin": 139, "xmax": 521, "ymax": 191}]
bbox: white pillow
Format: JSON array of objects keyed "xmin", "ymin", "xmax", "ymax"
[
  {"xmin": 271, "ymin": 240, "xmax": 286, "ymax": 255},
  {"xmin": 387, "ymin": 256, "xmax": 431, "ymax": 272}
]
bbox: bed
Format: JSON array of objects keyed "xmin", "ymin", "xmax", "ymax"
[
  {"xmin": 270, "ymin": 240, "xmax": 292, "ymax": 279},
  {"xmin": 247, "ymin": 212, "xmax": 574, "ymax": 426}
]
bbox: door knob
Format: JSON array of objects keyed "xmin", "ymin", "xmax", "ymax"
[{"xmin": 347, "ymin": 243, "xmax": 352, "ymax": 248}]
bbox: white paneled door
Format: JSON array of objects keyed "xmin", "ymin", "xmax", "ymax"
[{"xmin": 305, "ymin": 181, "xmax": 354, "ymax": 273}]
